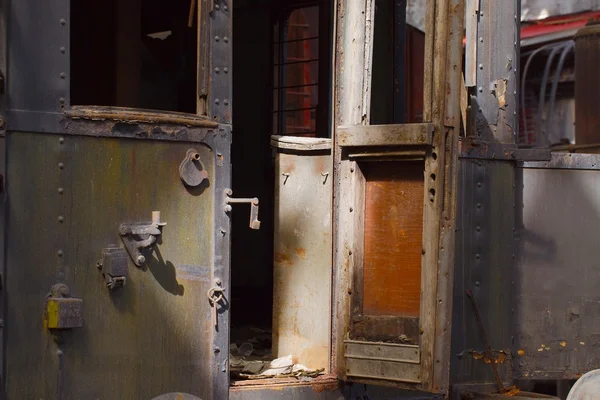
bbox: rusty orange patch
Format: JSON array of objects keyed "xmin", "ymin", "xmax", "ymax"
[
  {"xmin": 274, "ymin": 252, "xmax": 293, "ymax": 266},
  {"xmin": 295, "ymin": 248, "xmax": 307, "ymax": 259}
]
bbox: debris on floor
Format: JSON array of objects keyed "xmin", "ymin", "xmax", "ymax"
[
  {"xmin": 229, "ymin": 325, "xmax": 324, "ymax": 381},
  {"xmin": 230, "ymin": 354, "xmax": 325, "ymax": 380}
]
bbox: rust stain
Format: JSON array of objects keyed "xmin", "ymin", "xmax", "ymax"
[
  {"xmin": 274, "ymin": 252, "xmax": 293, "ymax": 266},
  {"xmin": 295, "ymin": 248, "xmax": 307, "ymax": 259},
  {"xmin": 470, "ymin": 350, "xmax": 507, "ymax": 364}
]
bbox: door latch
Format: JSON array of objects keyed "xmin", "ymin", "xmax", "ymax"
[
  {"xmin": 224, "ymin": 189, "xmax": 261, "ymax": 230},
  {"xmin": 119, "ymin": 211, "xmax": 167, "ymax": 267}
]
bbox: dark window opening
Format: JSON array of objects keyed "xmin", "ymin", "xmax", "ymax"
[
  {"xmin": 272, "ymin": 6, "xmax": 321, "ymax": 137},
  {"xmin": 370, "ymin": 0, "xmax": 426, "ymax": 125},
  {"xmin": 71, "ymin": 0, "xmax": 200, "ymax": 114}
]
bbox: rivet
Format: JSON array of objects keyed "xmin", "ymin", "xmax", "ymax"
[
  {"xmin": 215, "ymin": 67, "xmax": 220, "ymax": 73},
  {"xmin": 479, "ymin": 11, "xmax": 483, "ymax": 16},
  {"xmin": 476, "ymin": 226, "xmax": 480, "ymax": 232},
  {"xmin": 58, "ymin": 216, "xmax": 64, "ymax": 223},
  {"xmin": 476, "ymin": 254, "xmax": 481, "ymax": 260},
  {"xmin": 58, "ymin": 162, "xmax": 64, "ymax": 169},
  {"xmin": 224, "ymin": 37, "xmax": 229, "ymax": 43},
  {"xmin": 478, "ymin": 64, "xmax": 483, "ymax": 70},
  {"xmin": 60, "ymin": 47, "xmax": 66, "ymax": 54},
  {"xmin": 224, "ymin": 67, "xmax": 229, "ymax": 73},
  {"xmin": 476, "ymin": 281, "xmax": 480, "ymax": 286},
  {"xmin": 479, "ymin": 37, "xmax": 483, "ymax": 43},
  {"xmin": 215, "ymin": 4, "xmax": 220, "ymax": 9},
  {"xmin": 57, "ymin": 250, "xmax": 64, "ymax": 257},
  {"xmin": 60, "ymin": 72, "xmax": 66, "ymax": 79},
  {"xmin": 477, "ymin": 182, "xmax": 482, "ymax": 188},
  {"xmin": 57, "ymin": 349, "xmax": 63, "ymax": 356},
  {"xmin": 349, "ymin": 207, "xmax": 353, "ymax": 212},
  {"xmin": 215, "ymin": 36, "xmax": 220, "ymax": 42},
  {"xmin": 59, "ymin": 137, "xmax": 65, "ymax": 144},
  {"xmin": 224, "ymin": 99, "xmax": 229, "ymax": 105},
  {"xmin": 58, "ymin": 188, "xmax": 64, "ymax": 194},
  {"xmin": 478, "ymin": 87, "xmax": 483, "ymax": 93},
  {"xmin": 224, "ymin": 5, "xmax": 229, "ymax": 11},
  {"xmin": 215, "ymin": 99, "xmax": 220, "ymax": 105},
  {"xmin": 60, "ymin": 19, "xmax": 66, "ymax": 26},
  {"xmin": 59, "ymin": 97, "xmax": 65, "ymax": 104}
]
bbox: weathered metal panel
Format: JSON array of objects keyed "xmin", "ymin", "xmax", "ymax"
[
  {"xmin": 7, "ymin": 0, "xmax": 69, "ymax": 133},
  {"xmin": 272, "ymin": 139, "xmax": 332, "ymax": 371},
  {"xmin": 514, "ymin": 158, "xmax": 600, "ymax": 379},
  {"xmin": 5, "ymin": 132, "xmax": 218, "ymax": 399},
  {"xmin": 450, "ymin": 159, "xmax": 515, "ymax": 385}
]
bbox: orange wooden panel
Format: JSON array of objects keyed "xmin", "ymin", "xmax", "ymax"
[{"xmin": 362, "ymin": 161, "xmax": 424, "ymax": 317}]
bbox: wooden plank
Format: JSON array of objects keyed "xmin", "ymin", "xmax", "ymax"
[
  {"xmin": 464, "ymin": 0, "xmax": 479, "ymax": 87},
  {"xmin": 362, "ymin": 161, "xmax": 424, "ymax": 317},
  {"xmin": 337, "ymin": 123, "xmax": 434, "ymax": 147},
  {"xmin": 332, "ymin": 0, "xmax": 375, "ymax": 380}
]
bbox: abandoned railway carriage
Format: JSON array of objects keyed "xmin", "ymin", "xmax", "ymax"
[{"xmin": 3, "ymin": 0, "xmax": 600, "ymax": 398}]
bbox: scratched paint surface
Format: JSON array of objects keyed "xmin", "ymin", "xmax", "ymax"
[
  {"xmin": 5, "ymin": 132, "xmax": 215, "ymax": 399},
  {"xmin": 362, "ymin": 161, "xmax": 424, "ymax": 317}
]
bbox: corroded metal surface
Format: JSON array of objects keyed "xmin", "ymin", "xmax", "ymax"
[
  {"xmin": 272, "ymin": 139, "xmax": 332, "ymax": 371},
  {"xmin": 5, "ymin": 132, "xmax": 219, "ymax": 398},
  {"xmin": 514, "ymin": 162, "xmax": 600, "ymax": 380},
  {"xmin": 451, "ymin": 160, "xmax": 515, "ymax": 385}
]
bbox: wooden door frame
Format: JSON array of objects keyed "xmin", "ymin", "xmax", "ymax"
[{"xmin": 331, "ymin": 0, "xmax": 464, "ymax": 393}]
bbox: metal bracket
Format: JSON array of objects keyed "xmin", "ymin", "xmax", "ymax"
[
  {"xmin": 96, "ymin": 246, "xmax": 128, "ymax": 290},
  {"xmin": 119, "ymin": 211, "xmax": 167, "ymax": 267},
  {"xmin": 179, "ymin": 148, "xmax": 208, "ymax": 187},
  {"xmin": 44, "ymin": 283, "xmax": 83, "ymax": 330},
  {"xmin": 224, "ymin": 189, "xmax": 260, "ymax": 230}
]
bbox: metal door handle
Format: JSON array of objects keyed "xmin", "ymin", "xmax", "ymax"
[{"xmin": 224, "ymin": 189, "xmax": 261, "ymax": 230}]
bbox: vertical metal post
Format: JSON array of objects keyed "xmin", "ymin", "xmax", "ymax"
[{"xmin": 473, "ymin": 0, "xmax": 520, "ymax": 143}]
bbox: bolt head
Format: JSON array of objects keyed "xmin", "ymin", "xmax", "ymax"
[{"xmin": 137, "ymin": 255, "xmax": 146, "ymax": 264}]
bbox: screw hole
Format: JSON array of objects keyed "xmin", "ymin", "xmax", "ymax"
[
  {"xmin": 432, "ymin": 152, "xmax": 438, "ymax": 160},
  {"xmin": 430, "ymin": 173, "xmax": 436, "ymax": 181}
]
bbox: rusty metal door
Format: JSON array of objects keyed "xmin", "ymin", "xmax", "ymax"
[{"xmin": 1, "ymin": 0, "xmax": 232, "ymax": 399}]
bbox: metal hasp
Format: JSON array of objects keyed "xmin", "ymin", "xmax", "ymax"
[
  {"xmin": 179, "ymin": 148, "xmax": 209, "ymax": 187},
  {"xmin": 224, "ymin": 189, "xmax": 261, "ymax": 230},
  {"xmin": 207, "ymin": 279, "xmax": 225, "ymax": 330},
  {"xmin": 44, "ymin": 283, "xmax": 83, "ymax": 330},
  {"xmin": 97, "ymin": 246, "xmax": 128, "ymax": 290},
  {"xmin": 119, "ymin": 211, "xmax": 167, "ymax": 267}
]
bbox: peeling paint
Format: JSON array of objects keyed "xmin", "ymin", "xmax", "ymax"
[{"xmin": 492, "ymin": 79, "xmax": 508, "ymax": 108}]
